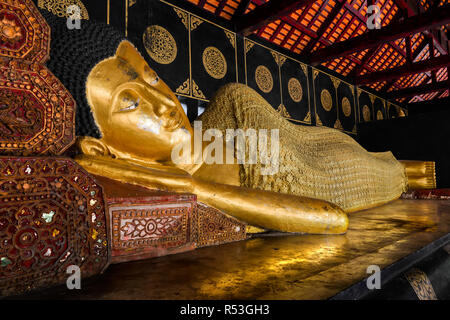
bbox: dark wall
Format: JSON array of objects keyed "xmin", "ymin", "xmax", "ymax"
[{"xmin": 358, "ymin": 109, "xmax": 450, "ymax": 188}]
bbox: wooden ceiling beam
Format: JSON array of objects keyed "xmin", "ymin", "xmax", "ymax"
[
  {"xmin": 235, "ymin": 0, "xmax": 317, "ymax": 36},
  {"xmin": 355, "ymin": 54, "xmax": 450, "ymax": 85},
  {"xmin": 232, "ymin": 0, "xmax": 252, "ymax": 19},
  {"xmin": 386, "ymin": 80, "xmax": 450, "ymax": 100},
  {"xmin": 309, "ymin": 4, "xmax": 450, "ymax": 65}
]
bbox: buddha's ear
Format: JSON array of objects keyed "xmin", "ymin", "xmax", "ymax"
[{"xmin": 77, "ymin": 137, "xmax": 111, "ymax": 157}]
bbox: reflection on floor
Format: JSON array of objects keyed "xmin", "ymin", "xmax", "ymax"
[{"xmin": 12, "ymin": 199, "xmax": 450, "ymax": 300}]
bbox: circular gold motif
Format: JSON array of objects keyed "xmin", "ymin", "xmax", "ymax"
[
  {"xmin": 376, "ymin": 110, "xmax": 383, "ymax": 120},
  {"xmin": 202, "ymin": 46, "xmax": 227, "ymax": 80},
  {"xmin": 342, "ymin": 97, "xmax": 352, "ymax": 117},
  {"xmin": 255, "ymin": 65, "xmax": 273, "ymax": 93},
  {"xmin": 362, "ymin": 105, "xmax": 371, "ymax": 122},
  {"xmin": 320, "ymin": 89, "xmax": 333, "ymax": 111},
  {"xmin": 288, "ymin": 78, "xmax": 303, "ymax": 102},
  {"xmin": 143, "ymin": 25, "xmax": 177, "ymax": 65}
]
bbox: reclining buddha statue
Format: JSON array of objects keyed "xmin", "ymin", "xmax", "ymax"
[{"xmin": 41, "ymin": 11, "xmax": 413, "ymax": 235}]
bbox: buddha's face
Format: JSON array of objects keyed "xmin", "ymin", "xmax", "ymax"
[{"xmin": 85, "ymin": 41, "xmax": 193, "ymax": 163}]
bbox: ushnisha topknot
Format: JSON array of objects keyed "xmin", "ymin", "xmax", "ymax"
[{"xmin": 38, "ymin": 9, "xmax": 125, "ymax": 138}]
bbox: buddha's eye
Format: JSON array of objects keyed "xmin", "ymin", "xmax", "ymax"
[
  {"xmin": 150, "ymin": 75, "xmax": 159, "ymax": 85},
  {"xmin": 119, "ymin": 97, "xmax": 140, "ymax": 112}
]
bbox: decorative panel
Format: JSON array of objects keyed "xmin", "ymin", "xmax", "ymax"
[
  {"xmin": 387, "ymin": 102, "xmax": 407, "ymax": 119},
  {"xmin": 244, "ymin": 38, "xmax": 281, "ymax": 110},
  {"xmin": 280, "ymin": 55, "xmax": 311, "ymax": 124},
  {"xmin": 373, "ymin": 96, "xmax": 387, "ymax": 121},
  {"xmin": 195, "ymin": 202, "xmax": 247, "ymax": 248},
  {"xmin": 0, "ymin": 59, "xmax": 76, "ymax": 156},
  {"xmin": 190, "ymin": 15, "xmax": 237, "ymax": 101},
  {"xmin": 336, "ymin": 80, "xmax": 357, "ymax": 134},
  {"xmin": 0, "ymin": 0, "xmax": 50, "ymax": 64},
  {"xmin": 357, "ymin": 88, "xmax": 374, "ymax": 123},
  {"xmin": 0, "ymin": 157, "xmax": 108, "ymax": 297},
  {"xmin": 313, "ymin": 68, "xmax": 338, "ymax": 129}
]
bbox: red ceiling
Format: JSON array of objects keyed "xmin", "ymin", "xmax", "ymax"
[{"xmin": 186, "ymin": 0, "xmax": 450, "ymax": 104}]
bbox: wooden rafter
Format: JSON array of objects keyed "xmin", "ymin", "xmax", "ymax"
[
  {"xmin": 387, "ymin": 80, "xmax": 450, "ymax": 99},
  {"xmin": 232, "ymin": 0, "xmax": 251, "ymax": 19},
  {"xmin": 235, "ymin": 0, "xmax": 317, "ymax": 36},
  {"xmin": 356, "ymin": 54, "xmax": 450, "ymax": 85},
  {"xmin": 309, "ymin": 4, "xmax": 450, "ymax": 65}
]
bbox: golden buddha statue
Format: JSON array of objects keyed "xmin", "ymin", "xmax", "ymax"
[
  {"xmin": 40, "ymin": 12, "xmax": 430, "ymax": 235},
  {"xmin": 74, "ymin": 40, "xmax": 407, "ymax": 235}
]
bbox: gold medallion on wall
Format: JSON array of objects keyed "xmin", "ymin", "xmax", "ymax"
[
  {"xmin": 376, "ymin": 110, "xmax": 383, "ymax": 120},
  {"xmin": 288, "ymin": 78, "xmax": 303, "ymax": 103},
  {"xmin": 362, "ymin": 105, "xmax": 371, "ymax": 122},
  {"xmin": 342, "ymin": 97, "xmax": 352, "ymax": 117},
  {"xmin": 143, "ymin": 25, "xmax": 177, "ymax": 65},
  {"xmin": 202, "ymin": 46, "xmax": 227, "ymax": 80},
  {"xmin": 320, "ymin": 89, "xmax": 333, "ymax": 111},
  {"xmin": 255, "ymin": 65, "xmax": 273, "ymax": 93}
]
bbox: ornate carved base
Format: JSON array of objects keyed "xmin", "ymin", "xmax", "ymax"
[
  {"xmin": 196, "ymin": 202, "xmax": 247, "ymax": 248},
  {"xmin": 0, "ymin": 157, "xmax": 108, "ymax": 297},
  {"xmin": 95, "ymin": 176, "xmax": 248, "ymax": 264}
]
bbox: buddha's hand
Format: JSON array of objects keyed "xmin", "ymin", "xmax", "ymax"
[{"xmin": 75, "ymin": 155, "xmax": 195, "ymax": 194}]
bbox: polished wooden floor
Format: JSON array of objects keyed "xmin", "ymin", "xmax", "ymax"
[{"xmin": 14, "ymin": 199, "xmax": 450, "ymax": 300}]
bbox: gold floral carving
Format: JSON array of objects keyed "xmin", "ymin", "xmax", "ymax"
[
  {"xmin": 334, "ymin": 119, "xmax": 343, "ymax": 130},
  {"xmin": 369, "ymin": 94, "xmax": 376, "ymax": 104},
  {"xmin": 404, "ymin": 268, "xmax": 438, "ymax": 300},
  {"xmin": 271, "ymin": 51, "xmax": 279, "ymax": 64},
  {"xmin": 143, "ymin": 25, "xmax": 177, "ymax": 65},
  {"xmin": 255, "ymin": 65, "xmax": 273, "ymax": 93},
  {"xmin": 278, "ymin": 55, "xmax": 287, "ymax": 67},
  {"xmin": 192, "ymin": 80, "xmax": 206, "ymax": 99},
  {"xmin": 320, "ymin": 89, "xmax": 333, "ymax": 111},
  {"xmin": 202, "ymin": 46, "xmax": 227, "ymax": 80},
  {"xmin": 313, "ymin": 69, "xmax": 319, "ymax": 80},
  {"xmin": 376, "ymin": 110, "xmax": 383, "ymax": 120},
  {"xmin": 300, "ymin": 63, "xmax": 307, "ymax": 74},
  {"xmin": 288, "ymin": 78, "xmax": 303, "ymax": 103},
  {"xmin": 304, "ymin": 111, "xmax": 311, "ymax": 123},
  {"xmin": 176, "ymin": 78, "xmax": 190, "ymax": 95},
  {"xmin": 277, "ymin": 104, "xmax": 291, "ymax": 118},
  {"xmin": 224, "ymin": 30, "xmax": 235, "ymax": 48},
  {"xmin": 173, "ymin": 8, "xmax": 189, "ymax": 30},
  {"xmin": 129, "ymin": 0, "xmax": 136, "ymax": 7},
  {"xmin": 332, "ymin": 77, "xmax": 341, "ymax": 89},
  {"xmin": 342, "ymin": 96, "xmax": 352, "ymax": 117},
  {"xmin": 245, "ymin": 39, "xmax": 254, "ymax": 54},
  {"xmin": 37, "ymin": 0, "xmax": 89, "ymax": 20},
  {"xmin": 316, "ymin": 114, "xmax": 323, "ymax": 126},
  {"xmin": 190, "ymin": 16, "xmax": 204, "ymax": 31},
  {"xmin": 357, "ymin": 87, "xmax": 363, "ymax": 98},
  {"xmin": 362, "ymin": 105, "xmax": 371, "ymax": 122}
]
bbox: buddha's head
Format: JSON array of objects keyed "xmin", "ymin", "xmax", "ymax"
[{"xmin": 41, "ymin": 10, "xmax": 192, "ymax": 163}]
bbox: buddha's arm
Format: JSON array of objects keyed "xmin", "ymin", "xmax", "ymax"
[
  {"xmin": 76, "ymin": 155, "xmax": 348, "ymax": 234},
  {"xmin": 192, "ymin": 179, "xmax": 348, "ymax": 234}
]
